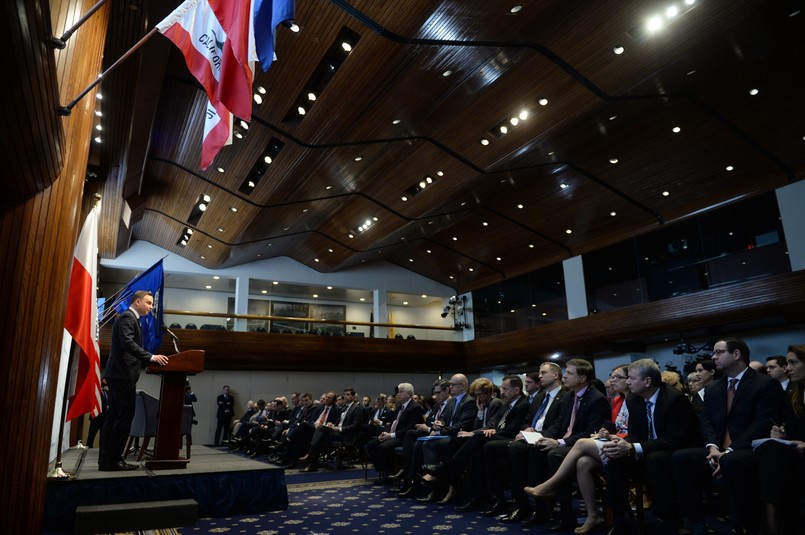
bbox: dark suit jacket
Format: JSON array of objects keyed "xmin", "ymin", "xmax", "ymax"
[
  {"xmin": 389, "ymin": 400, "xmax": 425, "ymax": 439},
  {"xmin": 625, "ymin": 384, "xmax": 700, "ymax": 455},
  {"xmin": 338, "ymin": 402, "xmax": 364, "ymax": 442},
  {"xmin": 472, "ymin": 398, "xmax": 504, "ymax": 431},
  {"xmin": 494, "ymin": 395, "xmax": 531, "ymax": 438},
  {"xmin": 104, "ymin": 309, "xmax": 152, "ymax": 383},
  {"xmin": 545, "ymin": 385, "xmax": 610, "ymax": 447},
  {"xmin": 524, "ymin": 388, "xmax": 567, "ymax": 431},
  {"xmin": 700, "ymin": 367, "xmax": 784, "ymax": 450},
  {"xmin": 441, "ymin": 393, "xmax": 477, "ymax": 436},
  {"xmin": 217, "ymin": 394, "xmax": 235, "ymax": 419},
  {"xmin": 312, "ymin": 404, "xmax": 342, "ymax": 426}
]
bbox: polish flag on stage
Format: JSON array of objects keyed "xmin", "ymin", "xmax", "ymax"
[
  {"xmin": 64, "ymin": 206, "xmax": 102, "ymax": 421},
  {"xmin": 157, "ymin": 0, "xmax": 253, "ymax": 121}
]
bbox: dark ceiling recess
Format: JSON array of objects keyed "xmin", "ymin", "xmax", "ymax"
[{"xmin": 238, "ymin": 137, "xmax": 286, "ymax": 195}]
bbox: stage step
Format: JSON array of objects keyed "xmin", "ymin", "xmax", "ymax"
[{"xmin": 74, "ymin": 498, "xmax": 198, "ymax": 534}]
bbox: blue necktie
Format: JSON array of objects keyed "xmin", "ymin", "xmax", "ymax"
[
  {"xmin": 531, "ymin": 393, "xmax": 551, "ymax": 428},
  {"xmin": 646, "ymin": 400, "xmax": 656, "ymax": 440}
]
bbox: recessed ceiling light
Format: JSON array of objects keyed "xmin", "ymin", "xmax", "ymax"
[
  {"xmin": 510, "ymin": 117, "xmax": 519, "ymax": 126},
  {"xmin": 231, "ymin": 207, "xmax": 238, "ymax": 212},
  {"xmin": 313, "ymin": 293, "xmax": 318, "ymax": 298},
  {"xmin": 205, "ymin": 285, "xmax": 211, "ymax": 289},
  {"xmin": 314, "ymin": 258, "xmax": 319, "ymax": 263},
  {"xmin": 725, "ymin": 165, "xmax": 734, "ymax": 171},
  {"xmin": 529, "ymin": 244, "xmax": 534, "ymax": 248},
  {"xmin": 565, "ymin": 229, "xmax": 572, "ymax": 234},
  {"xmin": 95, "ymin": 124, "xmax": 102, "ymax": 131},
  {"xmin": 401, "ymin": 196, "xmax": 408, "ymax": 201},
  {"xmin": 403, "ymin": 301, "xmax": 408, "ymax": 305},
  {"xmin": 666, "ymin": 5, "xmax": 679, "ymax": 17},
  {"xmin": 468, "ymin": 268, "xmax": 474, "ymax": 272},
  {"xmin": 482, "ymin": 221, "xmax": 488, "ymax": 226},
  {"xmin": 392, "ymin": 119, "xmax": 401, "ymax": 124},
  {"xmin": 409, "ymin": 258, "xmax": 413, "ymax": 262},
  {"xmin": 646, "ymin": 15, "xmax": 664, "ymax": 33},
  {"xmin": 348, "ymin": 233, "xmax": 354, "ymax": 238},
  {"xmin": 200, "ymin": 255, "xmax": 205, "ymax": 259},
  {"xmin": 325, "ymin": 185, "xmax": 332, "ymax": 190},
  {"xmin": 662, "ymin": 191, "xmax": 670, "ymax": 196},
  {"xmin": 217, "ymin": 167, "xmax": 225, "ymax": 173},
  {"xmin": 297, "ymin": 106, "xmax": 306, "ymax": 115},
  {"xmin": 253, "ymin": 94, "xmax": 263, "ymax": 104},
  {"xmin": 609, "ymin": 158, "xmax": 619, "ymax": 164},
  {"xmin": 517, "ymin": 204, "xmax": 524, "ymax": 209},
  {"xmin": 240, "ymin": 120, "xmax": 249, "ymax": 130},
  {"xmin": 354, "ymin": 156, "xmax": 362, "ymax": 161},
  {"xmin": 94, "ymin": 136, "xmax": 102, "ymax": 143},
  {"xmin": 613, "ymin": 45, "xmax": 625, "ymax": 55},
  {"xmin": 437, "ymin": 170, "xmax": 444, "ymax": 176},
  {"xmin": 519, "ymin": 110, "xmax": 529, "ymax": 120},
  {"xmin": 560, "ymin": 183, "xmax": 569, "ymax": 189},
  {"xmin": 289, "ymin": 22, "xmax": 300, "ymax": 32},
  {"xmin": 609, "ymin": 115, "xmax": 618, "ymax": 121},
  {"xmin": 95, "ymin": 110, "xmax": 102, "ymax": 116},
  {"xmin": 257, "ymin": 86, "xmax": 266, "ymax": 94},
  {"xmin": 359, "ymin": 297, "xmax": 365, "ymax": 302},
  {"xmin": 261, "ymin": 290, "xmax": 267, "ymax": 294},
  {"xmin": 264, "ymin": 156, "xmax": 272, "ymax": 164},
  {"xmin": 449, "ymin": 275, "xmax": 454, "ymax": 280},
  {"xmin": 500, "ymin": 125, "xmax": 508, "ymax": 134},
  {"xmin": 218, "ymin": 228, "xmax": 224, "ymax": 232},
  {"xmin": 672, "ymin": 126, "xmax": 681, "ymax": 133},
  {"xmin": 496, "ymin": 257, "xmax": 502, "ymax": 261},
  {"xmin": 426, "ymin": 249, "xmax": 432, "ymax": 254},
  {"xmin": 610, "ymin": 211, "xmax": 617, "ymax": 216},
  {"xmin": 452, "ymin": 237, "xmax": 458, "ymax": 241},
  {"xmin": 341, "ymin": 42, "xmax": 352, "ymax": 52},
  {"xmin": 96, "ymin": 93, "xmax": 103, "ymax": 100},
  {"xmin": 307, "ymin": 92, "xmax": 316, "ymax": 101},
  {"xmin": 510, "ymin": 4, "xmax": 523, "ymax": 13},
  {"xmin": 749, "ymin": 88, "xmax": 759, "ymax": 96},
  {"xmin": 272, "ymin": 281, "xmax": 279, "ymax": 285},
  {"xmin": 327, "ymin": 286, "xmax": 333, "ymax": 289},
  {"xmin": 213, "ymin": 276, "xmax": 220, "ymax": 280},
  {"xmin": 538, "ymin": 98, "xmax": 548, "ymax": 106},
  {"xmin": 480, "ymin": 139, "xmax": 489, "ymax": 145},
  {"xmin": 442, "ymin": 70, "xmax": 452, "ymax": 77}
]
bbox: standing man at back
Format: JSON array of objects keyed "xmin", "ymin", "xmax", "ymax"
[
  {"xmin": 99, "ymin": 290, "xmax": 169, "ymax": 471},
  {"xmin": 215, "ymin": 385, "xmax": 235, "ymax": 446}
]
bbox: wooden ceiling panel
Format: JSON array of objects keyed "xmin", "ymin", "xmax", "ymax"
[{"xmin": 92, "ymin": 0, "xmax": 803, "ymax": 290}]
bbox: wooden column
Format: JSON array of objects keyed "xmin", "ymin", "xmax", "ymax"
[{"xmin": 0, "ymin": 0, "xmax": 109, "ymax": 532}]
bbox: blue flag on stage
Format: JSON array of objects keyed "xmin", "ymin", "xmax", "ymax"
[{"xmin": 114, "ymin": 260, "xmax": 165, "ymax": 353}]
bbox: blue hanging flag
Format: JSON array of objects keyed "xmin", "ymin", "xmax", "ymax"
[{"xmin": 114, "ymin": 260, "xmax": 165, "ymax": 353}]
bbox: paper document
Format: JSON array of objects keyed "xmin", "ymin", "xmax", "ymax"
[{"xmin": 521, "ymin": 431, "xmax": 544, "ymax": 444}]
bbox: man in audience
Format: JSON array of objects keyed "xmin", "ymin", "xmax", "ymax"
[
  {"xmin": 271, "ymin": 393, "xmax": 318, "ymax": 467},
  {"xmin": 524, "ymin": 371, "xmax": 541, "ymax": 405},
  {"xmin": 519, "ymin": 358, "xmax": 609, "ymax": 531},
  {"xmin": 419, "ymin": 374, "xmax": 476, "ymax": 466},
  {"xmin": 601, "ymin": 358, "xmax": 700, "ymax": 534},
  {"xmin": 365, "ymin": 383, "xmax": 425, "ymax": 482},
  {"xmin": 497, "ymin": 362, "xmax": 567, "ymax": 525},
  {"xmin": 215, "ymin": 385, "xmax": 235, "ymax": 446},
  {"xmin": 300, "ymin": 388, "xmax": 363, "ymax": 472},
  {"xmin": 672, "ymin": 337, "xmax": 784, "ymax": 535},
  {"xmin": 765, "ymin": 355, "xmax": 791, "ymax": 392},
  {"xmin": 394, "ymin": 379, "xmax": 452, "ymax": 496}
]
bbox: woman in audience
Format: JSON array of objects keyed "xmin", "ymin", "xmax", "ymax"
[
  {"xmin": 661, "ymin": 370, "xmax": 687, "ymax": 394},
  {"xmin": 694, "ymin": 359, "xmax": 719, "ymax": 393},
  {"xmin": 525, "ymin": 365, "xmax": 629, "ymax": 534},
  {"xmin": 759, "ymin": 344, "xmax": 805, "ymax": 534}
]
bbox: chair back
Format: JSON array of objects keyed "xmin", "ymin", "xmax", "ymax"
[
  {"xmin": 181, "ymin": 404, "xmax": 194, "ymax": 435},
  {"xmin": 129, "ymin": 390, "xmax": 159, "ymax": 437}
]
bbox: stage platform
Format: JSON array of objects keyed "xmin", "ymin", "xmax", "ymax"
[{"xmin": 43, "ymin": 445, "xmax": 288, "ymax": 532}]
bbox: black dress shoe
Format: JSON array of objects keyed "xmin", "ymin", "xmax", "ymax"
[
  {"xmin": 482, "ymin": 501, "xmax": 508, "ymax": 517},
  {"xmin": 498, "ymin": 508, "xmax": 530, "ymax": 523},
  {"xmin": 422, "ymin": 463, "xmax": 443, "ymax": 476},
  {"xmin": 456, "ymin": 499, "xmax": 485, "ymax": 512},
  {"xmin": 521, "ymin": 511, "xmax": 548, "ymax": 527},
  {"xmin": 398, "ymin": 484, "xmax": 420, "ymax": 498},
  {"xmin": 542, "ymin": 519, "xmax": 578, "ymax": 532},
  {"xmin": 417, "ymin": 490, "xmax": 440, "ymax": 503},
  {"xmin": 100, "ymin": 461, "xmax": 138, "ymax": 472}
]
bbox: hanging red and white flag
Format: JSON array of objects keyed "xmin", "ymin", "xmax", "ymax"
[
  {"xmin": 201, "ymin": 98, "xmax": 233, "ymax": 169},
  {"xmin": 64, "ymin": 206, "xmax": 102, "ymax": 421}
]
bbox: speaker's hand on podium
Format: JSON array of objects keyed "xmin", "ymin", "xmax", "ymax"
[{"xmin": 150, "ymin": 354, "xmax": 170, "ymax": 366}]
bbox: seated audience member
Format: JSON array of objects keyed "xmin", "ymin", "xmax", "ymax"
[
  {"xmin": 300, "ymin": 388, "xmax": 363, "ymax": 472},
  {"xmin": 231, "ymin": 399, "xmax": 266, "ymax": 445},
  {"xmin": 393, "ymin": 380, "xmax": 452, "ymax": 497},
  {"xmin": 499, "ymin": 362, "xmax": 566, "ymax": 525},
  {"xmin": 269, "ymin": 393, "xmax": 317, "ymax": 467},
  {"xmin": 749, "ymin": 360, "xmax": 768, "ymax": 374},
  {"xmin": 365, "ymin": 383, "xmax": 425, "ymax": 482},
  {"xmin": 661, "ymin": 369, "xmax": 687, "ymax": 394},
  {"xmin": 423, "ymin": 375, "xmax": 529, "ymax": 507},
  {"xmin": 604, "ymin": 359, "xmax": 700, "ymax": 534},
  {"xmin": 758, "ymin": 344, "xmax": 805, "ymax": 534},
  {"xmin": 765, "ymin": 354, "xmax": 791, "ymax": 392},
  {"xmin": 364, "ymin": 394, "xmax": 392, "ymax": 437},
  {"xmin": 418, "ymin": 377, "xmax": 503, "ymax": 503},
  {"xmin": 522, "ymin": 364, "xmax": 630, "ymax": 533},
  {"xmin": 672, "ymin": 337, "xmax": 784, "ymax": 535}
]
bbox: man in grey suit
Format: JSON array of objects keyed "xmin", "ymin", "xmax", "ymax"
[{"xmin": 99, "ymin": 290, "xmax": 169, "ymax": 471}]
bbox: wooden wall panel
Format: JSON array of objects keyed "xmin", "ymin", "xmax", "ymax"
[
  {"xmin": 99, "ymin": 329, "xmax": 464, "ymax": 374},
  {"xmin": 0, "ymin": 0, "xmax": 109, "ymax": 532}
]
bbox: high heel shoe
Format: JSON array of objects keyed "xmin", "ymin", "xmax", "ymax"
[
  {"xmin": 438, "ymin": 485, "xmax": 457, "ymax": 504},
  {"xmin": 574, "ymin": 515, "xmax": 604, "ymax": 534},
  {"xmin": 523, "ymin": 484, "xmax": 555, "ymax": 500}
]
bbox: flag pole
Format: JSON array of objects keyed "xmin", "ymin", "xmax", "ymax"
[
  {"xmin": 48, "ymin": 193, "xmax": 102, "ymax": 479},
  {"xmin": 58, "ymin": 27, "xmax": 159, "ymax": 116},
  {"xmin": 50, "ymin": 0, "xmax": 108, "ymax": 50}
]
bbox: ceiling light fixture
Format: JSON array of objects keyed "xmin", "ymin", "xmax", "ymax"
[
  {"xmin": 609, "ymin": 158, "xmax": 619, "ymax": 164},
  {"xmin": 519, "ymin": 110, "xmax": 529, "ymax": 120},
  {"xmin": 253, "ymin": 94, "xmax": 263, "ymax": 104},
  {"xmin": 442, "ymin": 70, "xmax": 452, "ymax": 77},
  {"xmin": 392, "ymin": 119, "xmax": 401, "ymax": 124},
  {"xmin": 289, "ymin": 22, "xmax": 300, "ymax": 32},
  {"xmin": 538, "ymin": 98, "xmax": 548, "ymax": 106},
  {"xmin": 662, "ymin": 191, "xmax": 670, "ymax": 196},
  {"xmin": 725, "ymin": 165, "xmax": 734, "ymax": 171},
  {"xmin": 480, "ymin": 138, "xmax": 489, "ymax": 145},
  {"xmin": 672, "ymin": 126, "xmax": 681, "ymax": 133},
  {"xmin": 613, "ymin": 45, "xmax": 625, "ymax": 54},
  {"xmin": 749, "ymin": 88, "xmax": 759, "ymax": 96},
  {"xmin": 510, "ymin": 5, "xmax": 523, "ymax": 13}
]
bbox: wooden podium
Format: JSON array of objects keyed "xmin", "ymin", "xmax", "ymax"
[{"xmin": 145, "ymin": 349, "xmax": 204, "ymax": 469}]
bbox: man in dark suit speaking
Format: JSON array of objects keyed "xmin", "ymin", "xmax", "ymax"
[{"xmin": 99, "ymin": 290, "xmax": 169, "ymax": 471}]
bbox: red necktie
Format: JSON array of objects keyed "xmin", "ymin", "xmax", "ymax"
[
  {"xmin": 317, "ymin": 406, "xmax": 330, "ymax": 425},
  {"xmin": 723, "ymin": 379, "xmax": 737, "ymax": 448},
  {"xmin": 563, "ymin": 396, "xmax": 580, "ymax": 438}
]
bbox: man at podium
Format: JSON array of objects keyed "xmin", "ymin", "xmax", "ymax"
[{"xmin": 99, "ymin": 290, "xmax": 170, "ymax": 471}]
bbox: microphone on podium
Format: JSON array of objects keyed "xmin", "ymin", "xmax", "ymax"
[{"xmin": 162, "ymin": 325, "xmax": 181, "ymax": 353}]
